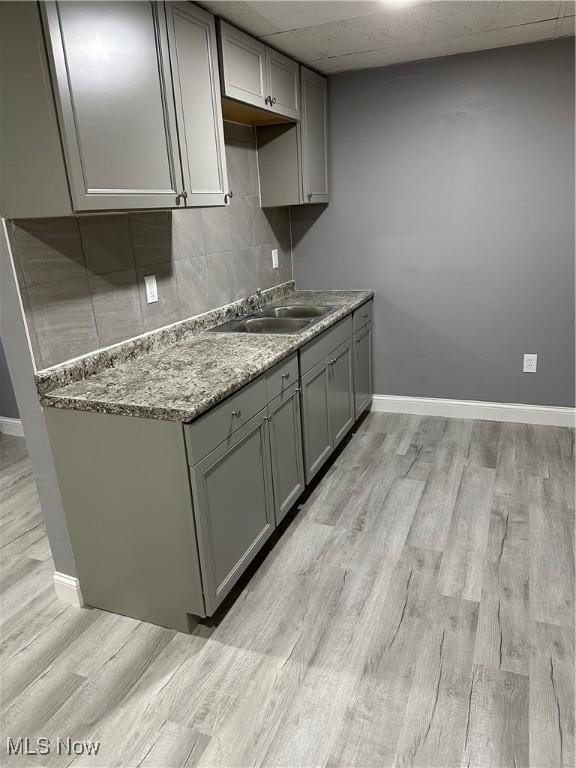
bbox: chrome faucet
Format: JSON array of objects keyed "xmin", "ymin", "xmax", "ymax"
[{"xmin": 238, "ymin": 288, "xmax": 264, "ymax": 317}]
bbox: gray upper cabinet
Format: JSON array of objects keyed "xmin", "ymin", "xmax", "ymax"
[
  {"xmin": 266, "ymin": 49, "xmax": 300, "ymax": 120},
  {"xmin": 301, "ymin": 67, "xmax": 329, "ymax": 204},
  {"xmin": 2, "ymin": 1, "xmax": 228, "ymax": 216},
  {"xmin": 218, "ymin": 21, "xmax": 267, "ymax": 110},
  {"xmin": 257, "ymin": 66, "xmax": 329, "ymax": 207},
  {"xmin": 43, "ymin": 1, "xmax": 185, "ymax": 211},
  {"xmin": 268, "ymin": 385, "xmax": 305, "ymax": 525},
  {"xmin": 165, "ymin": 2, "xmax": 228, "ymax": 207},
  {"xmin": 354, "ymin": 324, "xmax": 373, "ymax": 419},
  {"xmin": 190, "ymin": 410, "xmax": 275, "ymax": 614},
  {"xmin": 219, "ymin": 21, "xmax": 300, "ymax": 121}
]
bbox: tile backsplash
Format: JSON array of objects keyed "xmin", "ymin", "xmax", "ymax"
[{"xmin": 9, "ymin": 122, "xmax": 292, "ymax": 370}]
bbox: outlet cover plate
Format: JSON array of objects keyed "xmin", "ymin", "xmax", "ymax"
[
  {"xmin": 523, "ymin": 353, "xmax": 537, "ymax": 373},
  {"xmin": 144, "ymin": 274, "xmax": 158, "ymax": 304}
]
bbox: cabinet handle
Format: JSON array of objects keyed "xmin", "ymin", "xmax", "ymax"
[
  {"xmin": 224, "ymin": 190, "xmax": 233, "ymax": 204},
  {"xmin": 263, "ymin": 415, "xmax": 271, "ymax": 422},
  {"xmin": 363, "ymin": 313, "xmax": 369, "ymax": 319},
  {"xmin": 175, "ymin": 190, "xmax": 188, "ymax": 206},
  {"xmin": 271, "ymin": 96, "xmax": 277, "ymax": 105},
  {"xmin": 265, "ymin": 95, "xmax": 271, "ymax": 106},
  {"xmin": 232, "ymin": 409, "xmax": 242, "ymax": 417},
  {"xmin": 307, "ymin": 193, "xmax": 313, "ymax": 202},
  {"xmin": 281, "ymin": 372, "xmax": 290, "ymax": 379},
  {"xmin": 355, "ymin": 338, "xmax": 361, "ymax": 344}
]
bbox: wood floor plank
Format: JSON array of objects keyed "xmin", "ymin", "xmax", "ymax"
[
  {"xmin": 137, "ymin": 720, "xmax": 210, "ymax": 767},
  {"xmin": 393, "ymin": 595, "xmax": 479, "ymax": 768},
  {"xmin": 438, "ymin": 465, "xmax": 495, "ymax": 602},
  {"xmin": 460, "ymin": 664, "xmax": 529, "ymax": 768},
  {"xmin": 474, "ymin": 496, "xmax": 529, "ymax": 675},
  {"xmin": 327, "ymin": 547, "xmax": 442, "ymax": 768},
  {"xmin": 529, "ymin": 478, "xmax": 575, "ymax": 626},
  {"xmin": 529, "ymin": 621, "xmax": 575, "ymax": 768},
  {"xmin": 406, "ymin": 439, "xmax": 469, "ymax": 551}
]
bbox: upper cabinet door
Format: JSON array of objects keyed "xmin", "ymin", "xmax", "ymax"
[
  {"xmin": 219, "ymin": 21, "xmax": 267, "ymax": 109},
  {"xmin": 301, "ymin": 67, "xmax": 329, "ymax": 204},
  {"xmin": 42, "ymin": 2, "xmax": 184, "ymax": 211},
  {"xmin": 165, "ymin": 2, "xmax": 228, "ymax": 207},
  {"xmin": 266, "ymin": 49, "xmax": 300, "ymax": 120}
]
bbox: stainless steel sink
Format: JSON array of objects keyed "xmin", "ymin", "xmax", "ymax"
[
  {"xmin": 209, "ymin": 303, "xmax": 337, "ymax": 335},
  {"xmin": 259, "ymin": 305, "xmax": 333, "ymax": 319},
  {"xmin": 211, "ymin": 316, "xmax": 312, "ymax": 334}
]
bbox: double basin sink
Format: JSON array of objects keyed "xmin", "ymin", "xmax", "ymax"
[{"xmin": 210, "ymin": 304, "xmax": 336, "ymax": 334}]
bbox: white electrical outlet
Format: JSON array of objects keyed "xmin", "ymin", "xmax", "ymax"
[
  {"xmin": 523, "ymin": 353, "xmax": 537, "ymax": 373},
  {"xmin": 271, "ymin": 248, "xmax": 279, "ymax": 269},
  {"xmin": 144, "ymin": 274, "xmax": 158, "ymax": 304}
]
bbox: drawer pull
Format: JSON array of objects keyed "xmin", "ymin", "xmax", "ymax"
[
  {"xmin": 281, "ymin": 372, "xmax": 290, "ymax": 379},
  {"xmin": 232, "ymin": 409, "xmax": 242, "ymax": 418}
]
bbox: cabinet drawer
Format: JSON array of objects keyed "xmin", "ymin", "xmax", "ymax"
[
  {"xmin": 353, "ymin": 300, "xmax": 372, "ymax": 333},
  {"xmin": 185, "ymin": 376, "xmax": 267, "ymax": 464},
  {"xmin": 265, "ymin": 353, "xmax": 298, "ymax": 402},
  {"xmin": 300, "ymin": 315, "xmax": 353, "ymax": 376}
]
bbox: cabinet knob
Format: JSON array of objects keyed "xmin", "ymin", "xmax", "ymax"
[
  {"xmin": 232, "ymin": 409, "xmax": 242, "ymax": 417},
  {"xmin": 224, "ymin": 191, "xmax": 233, "ymax": 204},
  {"xmin": 307, "ymin": 193, "xmax": 313, "ymax": 202},
  {"xmin": 265, "ymin": 95, "xmax": 271, "ymax": 106},
  {"xmin": 281, "ymin": 372, "xmax": 290, "ymax": 379},
  {"xmin": 271, "ymin": 96, "xmax": 277, "ymax": 105},
  {"xmin": 176, "ymin": 190, "xmax": 187, "ymax": 206},
  {"xmin": 363, "ymin": 313, "xmax": 369, "ymax": 319}
]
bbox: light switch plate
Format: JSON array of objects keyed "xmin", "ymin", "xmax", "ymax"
[
  {"xmin": 271, "ymin": 248, "xmax": 279, "ymax": 269},
  {"xmin": 144, "ymin": 274, "xmax": 158, "ymax": 304},
  {"xmin": 523, "ymin": 353, "xmax": 537, "ymax": 373}
]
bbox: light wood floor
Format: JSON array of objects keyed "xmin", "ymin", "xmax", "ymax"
[{"xmin": 1, "ymin": 414, "xmax": 574, "ymax": 768}]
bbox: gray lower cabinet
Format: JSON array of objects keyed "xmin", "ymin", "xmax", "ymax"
[
  {"xmin": 354, "ymin": 324, "xmax": 373, "ymax": 418},
  {"xmin": 268, "ymin": 385, "xmax": 305, "ymax": 524},
  {"xmin": 301, "ymin": 359, "xmax": 334, "ymax": 482},
  {"xmin": 190, "ymin": 409, "xmax": 275, "ymax": 614},
  {"xmin": 330, "ymin": 339, "xmax": 355, "ymax": 447}
]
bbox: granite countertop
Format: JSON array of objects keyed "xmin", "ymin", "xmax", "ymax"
[{"xmin": 40, "ymin": 290, "xmax": 374, "ymax": 422}]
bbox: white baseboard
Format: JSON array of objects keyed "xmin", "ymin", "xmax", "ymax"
[
  {"xmin": 0, "ymin": 416, "xmax": 24, "ymax": 437},
  {"xmin": 372, "ymin": 395, "xmax": 575, "ymax": 428},
  {"xmin": 53, "ymin": 572, "xmax": 84, "ymax": 607}
]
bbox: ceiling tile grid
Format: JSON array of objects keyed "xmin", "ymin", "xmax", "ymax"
[{"xmin": 201, "ymin": 0, "xmax": 575, "ymax": 73}]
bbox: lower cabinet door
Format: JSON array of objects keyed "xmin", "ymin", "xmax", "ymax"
[
  {"xmin": 301, "ymin": 358, "xmax": 333, "ymax": 482},
  {"xmin": 190, "ymin": 410, "xmax": 275, "ymax": 614},
  {"xmin": 268, "ymin": 386, "xmax": 305, "ymax": 525},
  {"xmin": 330, "ymin": 339, "xmax": 355, "ymax": 447},
  {"xmin": 354, "ymin": 324, "xmax": 372, "ymax": 419}
]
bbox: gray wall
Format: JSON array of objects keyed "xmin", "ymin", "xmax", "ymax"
[
  {"xmin": 0, "ymin": 338, "xmax": 19, "ymax": 418},
  {"xmin": 292, "ymin": 39, "xmax": 575, "ymax": 408},
  {"xmin": 9, "ymin": 122, "xmax": 292, "ymax": 370}
]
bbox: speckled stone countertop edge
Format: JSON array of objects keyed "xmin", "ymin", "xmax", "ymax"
[
  {"xmin": 35, "ymin": 281, "xmax": 296, "ymax": 396},
  {"xmin": 40, "ymin": 288, "xmax": 374, "ymax": 423}
]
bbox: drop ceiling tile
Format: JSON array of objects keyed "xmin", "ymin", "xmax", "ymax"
[
  {"xmin": 248, "ymin": 1, "xmax": 398, "ymax": 32},
  {"xmin": 559, "ymin": 1, "xmax": 576, "ymax": 17},
  {"xmin": 266, "ymin": 1, "xmax": 562, "ymax": 60},
  {"xmin": 199, "ymin": 1, "xmax": 282, "ymax": 36},
  {"xmin": 261, "ymin": 30, "xmax": 325, "ymax": 62},
  {"xmin": 556, "ymin": 14, "xmax": 575, "ymax": 35},
  {"xmin": 314, "ymin": 18, "xmax": 560, "ymax": 74}
]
